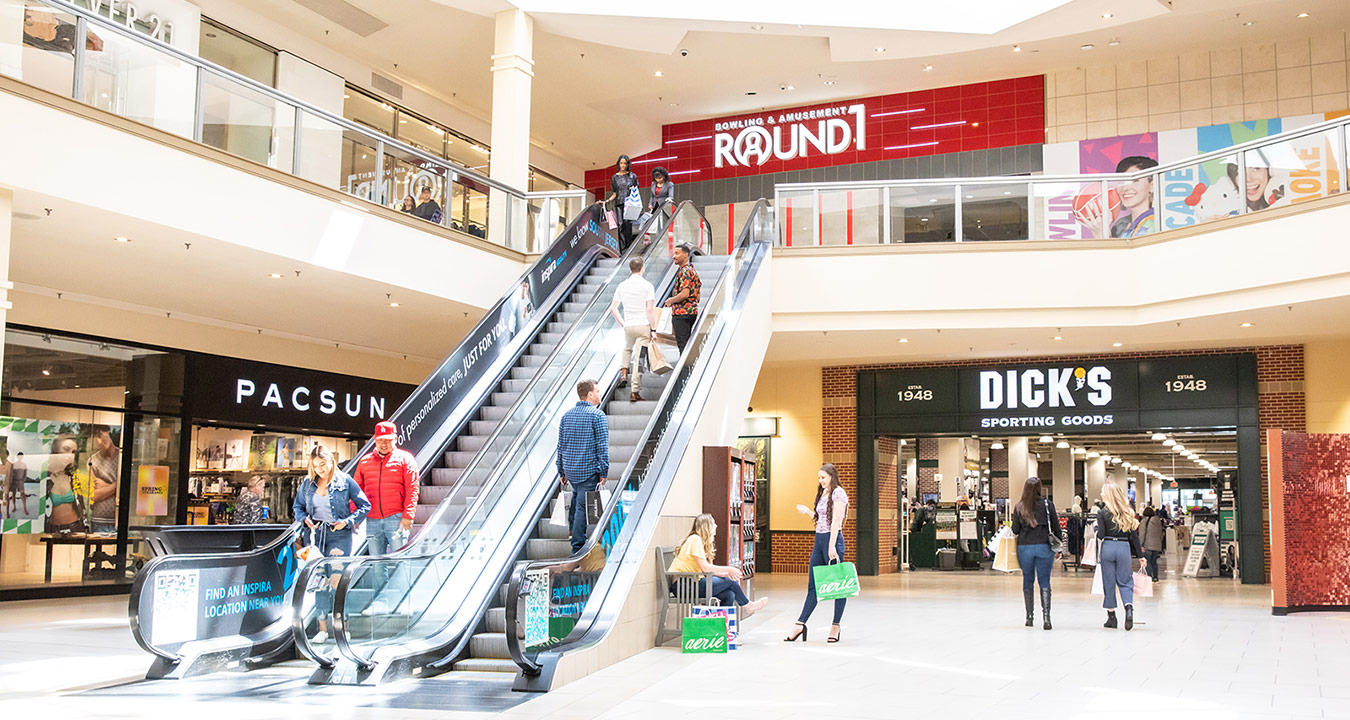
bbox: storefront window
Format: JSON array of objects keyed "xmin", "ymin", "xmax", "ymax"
[
  {"xmin": 344, "ymin": 89, "xmax": 395, "ymax": 135},
  {"xmin": 198, "ymin": 19, "xmax": 276, "ymax": 87}
]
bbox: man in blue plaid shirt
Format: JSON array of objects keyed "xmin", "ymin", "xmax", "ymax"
[{"xmin": 557, "ymin": 379, "xmax": 610, "ymax": 552}]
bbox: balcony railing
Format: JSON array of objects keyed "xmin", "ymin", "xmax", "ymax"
[
  {"xmin": 2, "ymin": 0, "xmax": 586, "ymax": 253},
  {"xmin": 775, "ymin": 114, "xmax": 1348, "ymax": 247}
]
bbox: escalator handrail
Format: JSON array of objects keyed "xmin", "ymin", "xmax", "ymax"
[
  {"xmin": 505, "ymin": 200, "xmax": 772, "ymax": 675},
  {"xmin": 322, "ymin": 202, "xmax": 699, "ymax": 669},
  {"xmin": 129, "ymin": 520, "xmax": 306, "ymax": 664}
]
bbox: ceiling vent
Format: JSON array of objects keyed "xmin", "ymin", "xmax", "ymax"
[
  {"xmin": 371, "ymin": 72, "xmax": 404, "ymax": 100},
  {"xmin": 289, "ymin": 0, "xmax": 388, "ymax": 37}
]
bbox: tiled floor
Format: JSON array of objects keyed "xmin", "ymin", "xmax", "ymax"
[{"xmin": 3, "ymin": 558, "xmax": 1349, "ymax": 720}]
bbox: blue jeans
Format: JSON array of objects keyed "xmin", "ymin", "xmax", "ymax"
[
  {"xmin": 1144, "ymin": 549, "xmax": 1160, "ymax": 581},
  {"xmin": 568, "ymin": 479, "xmax": 598, "ymax": 553},
  {"xmin": 798, "ymin": 532, "xmax": 847, "ymax": 624},
  {"xmin": 1100, "ymin": 540, "xmax": 1135, "ymax": 609},
  {"xmin": 1016, "ymin": 542, "xmax": 1053, "ymax": 592},
  {"xmin": 365, "ymin": 514, "xmax": 406, "ymax": 556}
]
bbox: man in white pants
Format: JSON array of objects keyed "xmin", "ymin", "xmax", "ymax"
[{"xmin": 609, "ymin": 257, "xmax": 657, "ymax": 402}]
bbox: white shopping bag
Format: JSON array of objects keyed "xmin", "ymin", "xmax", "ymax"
[
  {"xmin": 548, "ymin": 492, "xmax": 570, "ymax": 527},
  {"xmin": 655, "ymin": 307, "xmax": 673, "ymax": 336},
  {"xmin": 599, "ymin": 487, "xmax": 613, "ymax": 509},
  {"xmin": 1091, "ymin": 563, "xmax": 1104, "ymax": 596},
  {"xmin": 987, "ymin": 526, "xmax": 1012, "ymax": 554}
]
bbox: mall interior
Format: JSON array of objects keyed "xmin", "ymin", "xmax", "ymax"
[{"xmin": 3, "ymin": 0, "xmax": 1350, "ymax": 718}]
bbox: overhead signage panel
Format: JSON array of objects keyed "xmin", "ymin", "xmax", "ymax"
[{"xmin": 957, "ymin": 360, "xmax": 1139, "ymax": 432}]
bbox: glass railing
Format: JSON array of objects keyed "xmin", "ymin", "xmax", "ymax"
[
  {"xmin": 310, "ymin": 205, "xmax": 709, "ymax": 673},
  {"xmin": 1, "ymin": 0, "xmax": 587, "ymax": 252},
  {"xmin": 505, "ymin": 200, "xmax": 774, "ymax": 678},
  {"xmin": 775, "ymin": 115, "xmax": 1348, "ymax": 246}
]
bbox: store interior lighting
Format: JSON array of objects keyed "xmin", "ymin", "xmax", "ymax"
[
  {"xmin": 1151, "ymin": 432, "xmax": 1166, "ymax": 441},
  {"xmin": 1039, "ymin": 435, "xmax": 1053, "ymax": 443},
  {"xmin": 1162, "ymin": 437, "xmax": 1175, "ymax": 446},
  {"xmin": 1056, "ymin": 440, "xmax": 1070, "ymax": 449},
  {"xmin": 990, "ymin": 441, "xmax": 1004, "ymax": 450}
]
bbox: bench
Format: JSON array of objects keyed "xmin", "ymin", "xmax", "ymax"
[{"xmin": 654, "ymin": 545, "xmax": 720, "ymax": 646}]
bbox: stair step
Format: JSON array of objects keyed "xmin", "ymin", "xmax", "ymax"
[
  {"xmin": 430, "ymin": 468, "xmax": 462, "ymax": 486},
  {"xmin": 452, "ymin": 658, "xmax": 519, "ymax": 674},
  {"xmin": 470, "ymin": 632, "xmax": 510, "ymax": 659},
  {"xmin": 457, "ymin": 435, "xmax": 486, "ymax": 453},
  {"xmin": 420, "ymin": 485, "xmax": 452, "ymax": 505},
  {"xmin": 485, "ymin": 607, "xmax": 507, "ymax": 633},
  {"xmin": 526, "ymin": 538, "xmax": 572, "ymax": 560},
  {"xmin": 536, "ymin": 516, "xmax": 570, "ymax": 540}
]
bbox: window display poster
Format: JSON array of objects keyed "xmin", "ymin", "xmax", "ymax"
[
  {"xmin": 935, "ymin": 507, "xmax": 958, "ymax": 541},
  {"xmin": 137, "ymin": 465, "xmax": 170, "ymax": 516},
  {"xmin": 1, "ymin": 417, "xmax": 120, "ymax": 535}
]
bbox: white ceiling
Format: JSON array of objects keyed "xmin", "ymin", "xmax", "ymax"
[{"xmin": 242, "ymin": 0, "xmax": 1350, "ymax": 171}]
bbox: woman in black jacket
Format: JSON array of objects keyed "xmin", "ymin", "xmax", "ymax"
[
  {"xmin": 1010, "ymin": 477, "xmax": 1061, "ymax": 630},
  {"xmin": 604, "ymin": 155, "xmax": 639, "ymax": 250},
  {"xmin": 1097, "ymin": 481, "xmax": 1147, "ymax": 630}
]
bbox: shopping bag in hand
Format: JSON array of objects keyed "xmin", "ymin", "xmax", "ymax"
[
  {"xmin": 547, "ymin": 493, "xmax": 569, "ymax": 527},
  {"xmin": 623, "ymin": 185, "xmax": 643, "ymax": 221},
  {"xmin": 812, "ymin": 560, "xmax": 860, "ymax": 600},
  {"xmin": 648, "ymin": 342, "xmax": 673, "ymax": 374},
  {"xmin": 655, "ymin": 307, "xmax": 674, "ymax": 336},
  {"xmin": 992, "ymin": 536, "xmax": 1020, "ymax": 573},
  {"xmin": 1091, "ymin": 564, "xmax": 1104, "ymax": 596},
  {"xmin": 1132, "ymin": 571, "xmax": 1154, "ymax": 598},
  {"xmin": 681, "ymin": 615, "xmax": 727, "ymax": 653},
  {"xmin": 605, "ymin": 209, "xmax": 619, "ymax": 230}
]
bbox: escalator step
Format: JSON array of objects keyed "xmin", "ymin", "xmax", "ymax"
[
  {"xmin": 536, "ymin": 517, "xmax": 570, "ymax": 540},
  {"xmin": 420, "ymin": 486, "xmax": 452, "ymax": 505},
  {"xmin": 490, "ymin": 391, "xmax": 522, "ymax": 406},
  {"xmin": 486, "ymin": 607, "xmax": 506, "ymax": 633},
  {"xmin": 468, "ymin": 419, "xmax": 499, "ymax": 436},
  {"xmin": 499, "ymin": 379, "xmax": 530, "ymax": 394},
  {"xmin": 469, "ymin": 632, "xmax": 510, "ymax": 659},
  {"xmin": 430, "ymin": 468, "xmax": 462, "ymax": 485},
  {"xmin": 453, "ymin": 658, "xmax": 519, "ymax": 674},
  {"xmin": 607, "ymin": 414, "xmax": 651, "ymax": 431},
  {"xmin": 519, "ymin": 355, "xmax": 547, "ymax": 367},
  {"xmin": 508, "ymin": 367, "xmax": 539, "ymax": 382},
  {"xmin": 607, "ymin": 429, "xmax": 645, "ymax": 450},
  {"xmin": 457, "ymin": 435, "xmax": 486, "ymax": 453},
  {"xmin": 526, "ymin": 538, "xmax": 572, "ymax": 560},
  {"xmin": 607, "ymin": 400, "xmax": 659, "ymax": 416}
]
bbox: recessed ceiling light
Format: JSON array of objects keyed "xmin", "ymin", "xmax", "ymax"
[
  {"xmin": 114, "ymin": 236, "xmax": 130, "ymax": 243},
  {"xmin": 875, "ymin": 47, "xmax": 886, "ymax": 53},
  {"xmin": 1112, "ymin": 342, "xmax": 1123, "ymax": 347},
  {"xmin": 919, "ymin": 217, "xmax": 930, "ymax": 222},
  {"xmin": 823, "ymin": 79, "xmax": 837, "ymax": 85},
  {"xmin": 1003, "ymin": 191, "xmax": 1011, "ymax": 195},
  {"xmin": 1242, "ymin": 20, "xmax": 1255, "ymax": 26},
  {"xmin": 1053, "ymin": 336, "xmax": 1062, "ymax": 340},
  {"xmin": 991, "ymin": 441, "xmax": 1004, "ymax": 450},
  {"xmin": 389, "ymin": 302, "xmax": 400, "ymax": 307},
  {"xmin": 669, "ymin": 102, "xmax": 679, "ymax": 107},
  {"xmin": 269, "ymin": 273, "xmax": 283, "ymax": 279},
  {"xmin": 1108, "ymin": 38, "xmax": 1120, "ymax": 47},
  {"xmin": 1081, "ymin": 44, "xmax": 1095, "ymax": 51},
  {"xmin": 921, "ymin": 64, "xmax": 933, "ymax": 71},
  {"xmin": 1102, "ymin": 12, "xmax": 1113, "ymax": 19},
  {"xmin": 1056, "ymin": 440, "xmax": 1070, "ymax": 449},
  {"xmin": 1297, "ymin": 12, "xmax": 1309, "ymax": 18},
  {"xmin": 41, "ymin": 368, "xmax": 51, "ymax": 376},
  {"xmin": 1240, "ymin": 322, "xmax": 1254, "ymax": 327},
  {"xmin": 898, "ymin": 338, "xmax": 909, "ymax": 343},
  {"xmin": 750, "ymin": 24, "xmax": 764, "ymax": 30},
  {"xmin": 654, "ymin": 71, "xmax": 663, "ymax": 77},
  {"xmin": 1012, "ymin": 45, "xmax": 1022, "ymax": 52},
  {"xmin": 965, "ymin": 194, "xmax": 974, "ymax": 199}
]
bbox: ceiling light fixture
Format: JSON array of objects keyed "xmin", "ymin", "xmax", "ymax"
[
  {"xmin": 1242, "ymin": 20, "xmax": 1255, "ymax": 26},
  {"xmin": 654, "ymin": 71, "xmax": 663, "ymax": 77},
  {"xmin": 1102, "ymin": 12, "xmax": 1113, "ymax": 19},
  {"xmin": 41, "ymin": 368, "xmax": 51, "ymax": 376},
  {"xmin": 269, "ymin": 273, "xmax": 283, "ymax": 279},
  {"xmin": 750, "ymin": 24, "xmax": 764, "ymax": 30},
  {"xmin": 1081, "ymin": 44, "xmax": 1095, "ymax": 51},
  {"xmin": 1241, "ymin": 322, "xmax": 1254, "ymax": 327},
  {"xmin": 1151, "ymin": 432, "xmax": 1166, "ymax": 441},
  {"xmin": 389, "ymin": 302, "xmax": 400, "ymax": 307},
  {"xmin": 911, "ymin": 120, "xmax": 965, "ymax": 130},
  {"xmin": 1053, "ymin": 336, "xmax": 1062, "ymax": 340},
  {"xmin": 1087, "ymin": 450, "xmax": 1101, "ymax": 458},
  {"xmin": 1162, "ymin": 438, "xmax": 1175, "ymax": 446},
  {"xmin": 1012, "ymin": 45, "xmax": 1022, "ymax": 52},
  {"xmin": 1056, "ymin": 441, "xmax": 1070, "ymax": 449},
  {"xmin": 1123, "ymin": 462, "xmax": 1132, "ymax": 469},
  {"xmin": 1297, "ymin": 12, "xmax": 1309, "ymax": 18},
  {"xmin": 921, "ymin": 64, "xmax": 933, "ymax": 71},
  {"xmin": 1073, "ymin": 447, "xmax": 1086, "ymax": 455},
  {"xmin": 898, "ymin": 338, "xmax": 909, "ymax": 343},
  {"xmin": 875, "ymin": 47, "xmax": 886, "ymax": 53},
  {"xmin": 115, "ymin": 236, "xmax": 130, "ymax": 243},
  {"xmin": 1112, "ymin": 342, "xmax": 1123, "ymax": 347},
  {"xmin": 884, "ymin": 141, "xmax": 940, "ymax": 151},
  {"xmin": 1039, "ymin": 436, "xmax": 1053, "ymax": 443},
  {"xmin": 1173, "ymin": 444, "xmax": 1186, "ymax": 453},
  {"xmin": 1108, "ymin": 38, "xmax": 1120, "ymax": 47},
  {"xmin": 823, "ymin": 79, "xmax": 837, "ymax": 85},
  {"xmin": 991, "ymin": 441, "xmax": 1004, "ymax": 450},
  {"xmin": 872, "ymin": 108, "xmax": 926, "ymax": 117}
]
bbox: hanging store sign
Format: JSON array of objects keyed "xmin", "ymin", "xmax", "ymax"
[{"xmin": 860, "ymin": 354, "xmax": 1254, "ymax": 435}]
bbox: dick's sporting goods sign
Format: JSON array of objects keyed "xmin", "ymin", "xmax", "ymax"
[{"xmin": 857, "ymin": 354, "xmax": 1256, "ymax": 435}]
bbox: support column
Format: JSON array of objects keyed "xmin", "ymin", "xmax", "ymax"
[
  {"xmin": 917, "ymin": 438, "xmax": 938, "ymax": 499},
  {"xmin": 1, "ymin": 1, "xmax": 23, "ymax": 80},
  {"xmin": 1006, "ymin": 437, "xmax": 1029, "ymax": 503},
  {"xmin": 1052, "ymin": 445, "xmax": 1074, "ymax": 511},
  {"xmin": 1151, "ymin": 477, "xmax": 1163, "ymax": 508},
  {"xmin": 0, "ymin": 188, "xmax": 10, "ymax": 373},
  {"xmin": 1086, "ymin": 456, "xmax": 1106, "ymax": 503},
  {"xmin": 936, "ymin": 438, "xmax": 964, "ymax": 502},
  {"xmin": 487, "ymin": 8, "xmax": 533, "ymax": 250}
]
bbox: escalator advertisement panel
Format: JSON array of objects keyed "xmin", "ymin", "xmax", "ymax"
[
  {"xmin": 393, "ymin": 204, "xmax": 619, "ymax": 452},
  {"xmin": 136, "ymin": 542, "xmax": 298, "ymax": 652}
]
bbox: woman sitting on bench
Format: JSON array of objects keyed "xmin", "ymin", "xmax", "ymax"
[{"xmin": 669, "ymin": 514, "xmax": 767, "ymax": 613}]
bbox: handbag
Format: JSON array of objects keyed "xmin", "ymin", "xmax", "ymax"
[
  {"xmin": 812, "ymin": 560, "xmax": 860, "ymax": 601},
  {"xmin": 655, "ymin": 307, "xmax": 674, "ymax": 336},
  {"xmin": 1045, "ymin": 499, "xmax": 1065, "ymax": 554},
  {"xmin": 1133, "ymin": 571, "xmax": 1154, "ymax": 598}
]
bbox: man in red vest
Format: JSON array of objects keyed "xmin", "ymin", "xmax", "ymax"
[{"xmin": 353, "ymin": 421, "xmax": 419, "ymax": 614}]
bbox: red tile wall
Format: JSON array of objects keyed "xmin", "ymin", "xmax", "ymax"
[
  {"xmin": 1273, "ymin": 431, "xmax": 1350, "ymax": 608},
  {"xmin": 772, "ymin": 345, "xmax": 1304, "ymax": 577}
]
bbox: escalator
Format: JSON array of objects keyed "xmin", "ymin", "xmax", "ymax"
[
  {"xmin": 295, "ymin": 204, "xmax": 716, "ymax": 685},
  {"xmin": 126, "ymin": 200, "xmax": 669, "ymax": 679}
]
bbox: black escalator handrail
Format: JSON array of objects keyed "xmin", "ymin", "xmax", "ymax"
[
  {"xmin": 504, "ymin": 207, "xmax": 741, "ymax": 674},
  {"xmin": 130, "ymin": 520, "xmax": 306, "ymax": 665},
  {"xmin": 323, "ymin": 201, "xmax": 699, "ymax": 670},
  {"xmin": 505, "ymin": 201, "xmax": 770, "ymax": 677}
]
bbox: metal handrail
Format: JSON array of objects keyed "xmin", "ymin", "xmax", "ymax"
[{"xmin": 18, "ymin": 0, "xmax": 581, "ymax": 251}]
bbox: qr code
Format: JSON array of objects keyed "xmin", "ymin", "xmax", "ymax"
[{"xmin": 151, "ymin": 569, "xmax": 200, "ymax": 646}]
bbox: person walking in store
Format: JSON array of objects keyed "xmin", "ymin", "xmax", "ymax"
[
  {"xmin": 604, "ymin": 155, "xmax": 639, "ymax": 250},
  {"xmin": 609, "ymin": 257, "xmax": 658, "ymax": 402},
  {"xmin": 785, "ymin": 463, "xmax": 849, "ymax": 644},
  {"xmin": 556, "ymin": 379, "xmax": 609, "ymax": 553},
  {"xmin": 1097, "ymin": 481, "xmax": 1146, "ymax": 630},
  {"xmin": 1010, "ymin": 477, "xmax": 1062, "ymax": 630},
  {"xmin": 233, "ymin": 476, "xmax": 266, "ymax": 524},
  {"xmin": 1140, "ymin": 506, "xmax": 1165, "ymax": 581},
  {"xmin": 669, "ymin": 513, "xmax": 768, "ymax": 613},
  {"xmin": 664, "ymin": 243, "xmax": 701, "ymax": 353},
  {"xmin": 293, "ymin": 445, "xmax": 371, "ymax": 645},
  {"xmin": 411, "ymin": 186, "xmax": 443, "ymax": 224},
  {"xmin": 353, "ymin": 421, "xmax": 420, "ymax": 613}
]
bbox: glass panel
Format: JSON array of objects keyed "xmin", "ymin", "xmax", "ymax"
[
  {"xmin": 198, "ymin": 19, "xmax": 275, "ymax": 87},
  {"xmin": 3, "ymin": 0, "xmax": 77, "ymax": 96},
  {"xmin": 960, "ymin": 183, "xmax": 1029, "ymax": 242},
  {"xmin": 459, "ymin": 177, "xmax": 489, "ymax": 239},
  {"xmin": 776, "ymin": 191, "xmax": 815, "ymax": 246},
  {"xmin": 1029, "ymin": 180, "xmax": 1112, "ymax": 241},
  {"xmin": 339, "ymin": 129, "xmax": 381, "ymax": 203},
  {"xmin": 124, "ymin": 415, "xmax": 181, "ymax": 579},
  {"xmin": 295, "ymin": 109, "xmax": 343, "ymax": 188},
  {"xmin": 890, "ymin": 185, "xmax": 957, "ymax": 243},
  {"xmin": 396, "ymin": 114, "xmax": 446, "ymax": 159},
  {"xmin": 384, "ymin": 145, "xmax": 447, "ymax": 223},
  {"xmin": 1253, "ymin": 132, "xmax": 1344, "ymax": 208},
  {"xmin": 1156, "ymin": 155, "xmax": 1236, "ymax": 232},
  {"xmin": 446, "ymin": 137, "xmax": 489, "ymax": 172},
  {"xmin": 343, "ymin": 88, "xmax": 393, "ymax": 135},
  {"xmin": 1107, "ymin": 173, "xmax": 1158, "ymax": 239},
  {"xmin": 819, "ymin": 188, "xmax": 882, "ymax": 246},
  {"xmin": 81, "ymin": 24, "xmax": 195, "ymax": 137},
  {"xmin": 200, "ymin": 70, "xmax": 292, "ymax": 171}
]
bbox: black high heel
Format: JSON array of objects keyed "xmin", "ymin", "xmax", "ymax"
[
  {"xmin": 784, "ymin": 622, "xmax": 807, "ymax": 642},
  {"xmin": 828, "ymin": 624, "xmax": 841, "ymax": 643}
]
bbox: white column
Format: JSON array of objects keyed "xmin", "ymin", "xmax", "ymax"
[
  {"xmin": 1052, "ymin": 445, "xmax": 1074, "ymax": 510},
  {"xmin": 1007, "ymin": 437, "xmax": 1029, "ymax": 504},
  {"xmin": 1151, "ymin": 477, "xmax": 1163, "ymax": 507},
  {"xmin": 1086, "ymin": 456, "xmax": 1106, "ymax": 503},
  {"xmin": 937, "ymin": 438, "xmax": 962, "ymax": 502},
  {"xmin": 906, "ymin": 458, "xmax": 917, "ymax": 500},
  {"xmin": 0, "ymin": 188, "xmax": 11, "ymax": 373},
  {"xmin": 487, "ymin": 8, "xmax": 533, "ymax": 250},
  {"xmin": 1, "ymin": 0, "xmax": 23, "ymax": 80}
]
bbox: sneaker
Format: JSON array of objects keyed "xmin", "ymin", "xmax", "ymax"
[
  {"xmin": 312, "ymin": 630, "xmax": 329, "ymax": 644},
  {"xmin": 361, "ymin": 600, "xmax": 389, "ymax": 616}
]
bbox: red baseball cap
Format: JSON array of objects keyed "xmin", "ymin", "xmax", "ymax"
[{"xmin": 374, "ymin": 421, "xmax": 397, "ymax": 441}]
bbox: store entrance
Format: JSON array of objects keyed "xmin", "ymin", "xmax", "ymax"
[{"xmin": 893, "ymin": 429, "xmax": 1241, "ymax": 581}]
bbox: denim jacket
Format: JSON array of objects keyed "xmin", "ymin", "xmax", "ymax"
[{"xmin": 293, "ymin": 471, "xmax": 370, "ymax": 529}]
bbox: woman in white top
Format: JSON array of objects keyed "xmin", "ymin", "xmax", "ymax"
[{"xmin": 785, "ymin": 463, "xmax": 849, "ymax": 644}]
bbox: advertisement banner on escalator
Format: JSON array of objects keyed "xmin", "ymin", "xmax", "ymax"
[{"xmin": 390, "ymin": 204, "xmax": 619, "ymax": 458}]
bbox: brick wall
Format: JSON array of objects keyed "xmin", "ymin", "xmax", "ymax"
[
  {"xmin": 918, "ymin": 438, "xmax": 939, "ymax": 496},
  {"xmin": 771, "ymin": 345, "xmax": 1304, "ymax": 578},
  {"xmin": 877, "ymin": 437, "xmax": 899, "ymax": 574},
  {"xmin": 991, "ymin": 447, "xmax": 1010, "ymax": 500}
]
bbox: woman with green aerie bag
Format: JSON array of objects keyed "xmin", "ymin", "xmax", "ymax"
[{"xmin": 785, "ymin": 463, "xmax": 849, "ymax": 644}]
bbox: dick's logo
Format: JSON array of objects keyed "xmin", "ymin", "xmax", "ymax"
[
  {"xmin": 979, "ymin": 366, "xmax": 1113, "ymax": 410},
  {"xmin": 818, "ymin": 577, "xmax": 859, "ymax": 595},
  {"xmin": 683, "ymin": 635, "xmax": 727, "ymax": 652}
]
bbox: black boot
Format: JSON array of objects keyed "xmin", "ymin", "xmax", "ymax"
[
  {"xmin": 1104, "ymin": 610, "xmax": 1118, "ymax": 628},
  {"xmin": 1040, "ymin": 588, "xmax": 1053, "ymax": 630},
  {"xmin": 1023, "ymin": 589, "xmax": 1034, "ymax": 627},
  {"xmin": 1124, "ymin": 604, "xmax": 1134, "ymax": 631}
]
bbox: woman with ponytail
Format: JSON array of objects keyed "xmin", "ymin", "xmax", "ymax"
[
  {"xmin": 785, "ymin": 463, "xmax": 849, "ymax": 643},
  {"xmin": 1097, "ymin": 481, "xmax": 1146, "ymax": 630}
]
